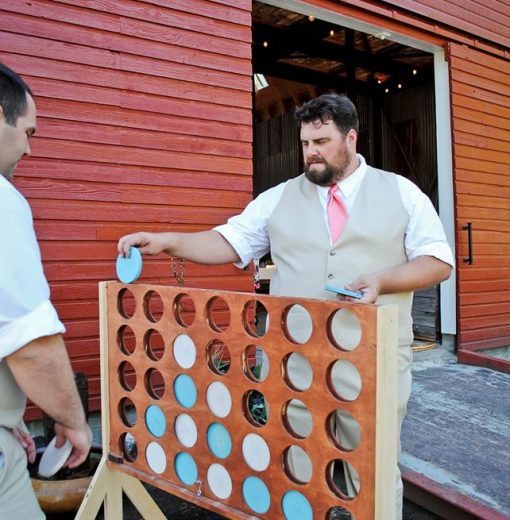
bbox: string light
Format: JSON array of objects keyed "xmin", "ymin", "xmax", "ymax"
[
  {"xmin": 377, "ymin": 79, "xmax": 382, "ymax": 84},
  {"xmin": 330, "ymin": 30, "xmax": 335, "ymax": 36},
  {"xmin": 308, "ymin": 15, "xmax": 315, "ymax": 21},
  {"xmin": 385, "ymin": 88, "xmax": 389, "ymax": 93},
  {"xmin": 412, "ymin": 69, "xmax": 418, "ymax": 75},
  {"xmin": 398, "ymin": 83, "xmax": 402, "ymax": 89},
  {"xmin": 263, "ymin": 41, "xmax": 268, "ymax": 48}
]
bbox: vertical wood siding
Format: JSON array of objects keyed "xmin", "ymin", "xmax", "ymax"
[
  {"xmin": 448, "ymin": 43, "xmax": 510, "ymax": 352},
  {"xmin": 0, "ymin": 0, "xmax": 253, "ymax": 415}
]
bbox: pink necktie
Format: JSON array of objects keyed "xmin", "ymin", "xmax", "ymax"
[{"xmin": 327, "ymin": 184, "xmax": 348, "ymax": 242}]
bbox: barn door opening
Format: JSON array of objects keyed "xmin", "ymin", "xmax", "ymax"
[{"xmin": 252, "ymin": 0, "xmax": 447, "ymax": 345}]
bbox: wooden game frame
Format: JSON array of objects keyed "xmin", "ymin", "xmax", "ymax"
[{"xmin": 76, "ymin": 281, "xmax": 398, "ymax": 520}]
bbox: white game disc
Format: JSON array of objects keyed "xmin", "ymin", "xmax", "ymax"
[{"xmin": 38, "ymin": 436, "xmax": 73, "ymax": 478}]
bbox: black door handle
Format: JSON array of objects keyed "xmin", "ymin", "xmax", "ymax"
[{"xmin": 463, "ymin": 223, "xmax": 473, "ymax": 265}]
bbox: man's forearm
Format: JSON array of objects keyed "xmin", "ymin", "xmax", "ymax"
[
  {"xmin": 162, "ymin": 230, "xmax": 241, "ymax": 265},
  {"xmin": 6, "ymin": 334, "xmax": 87, "ymax": 430},
  {"xmin": 377, "ymin": 255, "xmax": 452, "ymax": 294}
]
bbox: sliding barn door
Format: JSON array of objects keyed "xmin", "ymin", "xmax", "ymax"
[{"xmin": 448, "ymin": 43, "xmax": 510, "ymax": 365}]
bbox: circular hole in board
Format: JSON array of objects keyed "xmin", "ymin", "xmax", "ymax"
[
  {"xmin": 118, "ymin": 397, "xmax": 137, "ymax": 427},
  {"xmin": 243, "ymin": 345, "xmax": 269, "ymax": 382},
  {"xmin": 117, "ymin": 288, "xmax": 136, "ymax": 319},
  {"xmin": 120, "ymin": 432, "xmax": 137, "ymax": 462},
  {"xmin": 283, "ymin": 304, "xmax": 313, "ymax": 344},
  {"xmin": 206, "ymin": 296, "xmax": 231, "ymax": 332},
  {"xmin": 173, "ymin": 294, "xmax": 196, "ymax": 328},
  {"xmin": 117, "ymin": 325, "xmax": 136, "ymax": 355},
  {"xmin": 143, "ymin": 290, "xmax": 164, "ymax": 322},
  {"xmin": 282, "ymin": 399, "xmax": 313, "ymax": 439},
  {"xmin": 328, "ymin": 360, "xmax": 362, "ymax": 401},
  {"xmin": 326, "ymin": 459, "xmax": 361, "ymax": 500},
  {"xmin": 144, "ymin": 328, "xmax": 165, "ymax": 361},
  {"xmin": 326, "ymin": 410, "xmax": 361, "ymax": 452},
  {"xmin": 206, "ymin": 339, "xmax": 231, "ymax": 375},
  {"xmin": 328, "ymin": 308, "xmax": 362, "ymax": 351}
]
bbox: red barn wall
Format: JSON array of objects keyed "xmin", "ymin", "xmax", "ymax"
[{"xmin": 0, "ymin": 0, "xmax": 253, "ymax": 416}]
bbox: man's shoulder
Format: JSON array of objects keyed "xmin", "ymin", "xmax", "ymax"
[{"xmin": 0, "ymin": 179, "xmax": 31, "ymax": 221}]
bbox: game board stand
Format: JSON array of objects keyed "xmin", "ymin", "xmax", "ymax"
[{"xmin": 76, "ymin": 281, "xmax": 398, "ymax": 519}]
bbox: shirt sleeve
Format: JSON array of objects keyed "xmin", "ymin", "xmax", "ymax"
[
  {"xmin": 214, "ymin": 182, "xmax": 287, "ymax": 268},
  {"xmin": 397, "ymin": 176, "xmax": 455, "ymax": 266},
  {"xmin": 0, "ymin": 185, "xmax": 65, "ymax": 359}
]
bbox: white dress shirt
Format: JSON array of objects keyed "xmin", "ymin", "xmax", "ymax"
[
  {"xmin": 215, "ymin": 155, "xmax": 454, "ymax": 268},
  {"xmin": 0, "ymin": 175, "xmax": 64, "ymax": 360}
]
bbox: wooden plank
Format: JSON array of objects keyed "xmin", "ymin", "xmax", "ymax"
[
  {"xmin": 22, "ymin": 76, "xmax": 251, "ymax": 124},
  {"xmin": 450, "ymin": 42, "xmax": 510, "ymax": 74},
  {"xmin": 461, "ymin": 314, "xmax": 510, "ymax": 330},
  {"xmin": 452, "ymin": 93, "xmax": 510, "ymax": 121},
  {"xmin": 28, "ymin": 138, "xmax": 252, "ymax": 175},
  {"xmin": 133, "ymin": 0, "xmax": 251, "ymax": 24},
  {"xmin": 0, "ymin": 19, "xmax": 251, "ymax": 90},
  {"xmin": 3, "ymin": 52, "xmax": 251, "ymax": 109},
  {"xmin": 451, "ymin": 81, "xmax": 509, "ymax": 110},
  {"xmin": 457, "ymin": 194, "xmax": 510, "ymax": 211},
  {"xmin": 454, "ymin": 144, "xmax": 509, "ymax": 165},
  {"xmin": 18, "ymin": 160, "xmax": 253, "ymax": 191},
  {"xmin": 457, "ymin": 267, "xmax": 510, "ymax": 282},
  {"xmin": 29, "ymin": 118, "xmax": 252, "ymax": 159},
  {"xmin": 453, "ymin": 119, "xmax": 510, "ymax": 145},
  {"xmin": 457, "ymin": 350, "xmax": 510, "ymax": 374},
  {"xmin": 454, "ymin": 131, "xmax": 509, "ymax": 154},
  {"xmin": 16, "ymin": 178, "xmax": 252, "ymax": 208},
  {"xmin": 451, "ymin": 104, "xmax": 510, "ymax": 131},
  {"xmin": 460, "ymin": 302, "xmax": 510, "ymax": 318},
  {"xmin": 78, "ymin": 0, "xmax": 251, "ymax": 39},
  {"xmin": 459, "ymin": 323, "xmax": 510, "ymax": 343},
  {"xmin": 455, "ymin": 171, "xmax": 510, "ymax": 190},
  {"xmin": 379, "ymin": 0, "xmax": 510, "ymax": 47},
  {"xmin": 2, "ymin": 0, "xmax": 250, "ymax": 43},
  {"xmin": 459, "ymin": 290, "xmax": 510, "ymax": 305},
  {"xmin": 455, "ymin": 157, "xmax": 510, "ymax": 176}
]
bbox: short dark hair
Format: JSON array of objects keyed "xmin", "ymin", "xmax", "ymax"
[
  {"xmin": 295, "ymin": 93, "xmax": 359, "ymax": 134},
  {"xmin": 0, "ymin": 62, "xmax": 33, "ymax": 126}
]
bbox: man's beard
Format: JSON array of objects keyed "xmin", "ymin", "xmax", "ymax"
[{"xmin": 305, "ymin": 160, "xmax": 344, "ymax": 186}]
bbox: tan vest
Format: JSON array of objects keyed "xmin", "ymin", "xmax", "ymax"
[
  {"xmin": 267, "ymin": 166, "xmax": 413, "ymax": 347},
  {"xmin": 0, "ymin": 361, "xmax": 26, "ymax": 429}
]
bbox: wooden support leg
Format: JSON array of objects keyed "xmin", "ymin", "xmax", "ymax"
[{"xmin": 75, "ymin": 457, "xmax": 166, "ymax": 520}]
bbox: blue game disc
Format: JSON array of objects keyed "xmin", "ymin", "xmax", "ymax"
[
  {"xmin": 243, "ymin": 476, "xmax": 271, "ymax": 514},
  {"xmin": 174, "ymin": 374, "xmax": 197, "ymax": 409},
  {"xmin": 206, "ymin": 423, "xmax": 232, "ymax": 459},
  {"xmin": 145, "ymin": 405, "xmax": 166, "ymax": 438},
  {"xmin": 116, "ymin": 246, "xmax": 142, "ymax": 283},
  {"xmin": 282, "ymin": 490, "xmax": 313, "ymax": 520},
  {"xmin": 174, "ymin": 452, "xmax": 198, "ymax": 486}
]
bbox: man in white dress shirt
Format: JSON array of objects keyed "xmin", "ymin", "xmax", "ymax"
[
  {"xmin": 0, "ymin": 62, "xmax": 92, "ymax": 519},
  {"xmin": 119, "ymin": 93, "xmax": 453, "ymax": 519}
]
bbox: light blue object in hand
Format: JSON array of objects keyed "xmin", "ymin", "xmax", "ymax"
[{"xmin": 116, "ymin": 246, "xmax": 142, "ymax": 283}]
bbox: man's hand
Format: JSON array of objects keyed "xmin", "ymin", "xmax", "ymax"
[
  {"xmin": 54, "ymin": 422, "xmax": 92, "ymax": 469},
  {"xmin": 118, "ymin": 231, "xmax": 169, "ymax": 257},
  {"xmin": 345, "ymin": 274, "xmax": 380, "ymax": 303},
  {"xmin": 12, "ymin": 425, "xmax": 36, "ymax": 464}
]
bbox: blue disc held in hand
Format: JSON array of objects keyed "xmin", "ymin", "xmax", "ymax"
[{"xmin": 116, "ymin": 246, "xmax": 142, "ymax": 283}]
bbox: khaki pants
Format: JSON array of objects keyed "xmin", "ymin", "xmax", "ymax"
[{"xmin": 0, "ymin": 427, "xmax": 45, "ymax": 520}]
